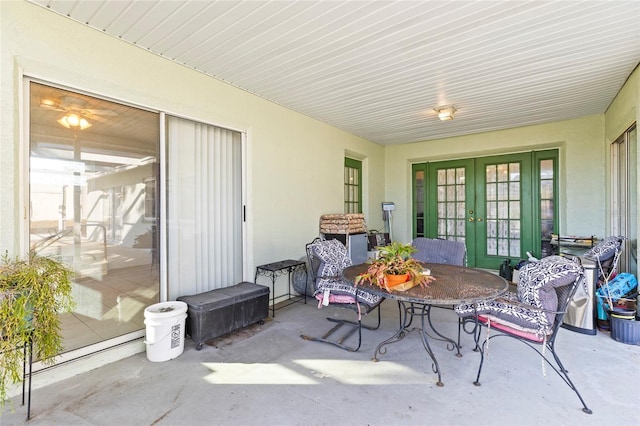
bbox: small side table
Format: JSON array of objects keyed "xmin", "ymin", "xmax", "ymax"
[{"xmin": 254, "ymin": 259, "xmax": 307, "ymax": 317}]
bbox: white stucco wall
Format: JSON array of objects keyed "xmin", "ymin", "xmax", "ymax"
[
  {"xmin": 1, "ymin": 1, "xmax": 637, "ymax": 271},
  {"xmin": 0, "ymin": 1, "xmax": 386, "ymax": 275},
  {"xmin": 384, "ymin": 115, "xmax": 606, "ymax": 244},
  {"xmin": 605, "ymin": 66, "xmax": 639, "ymax": 143}
]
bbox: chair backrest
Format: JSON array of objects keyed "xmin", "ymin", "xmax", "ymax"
[
  {"xmin": 305, "ymin": 237, "xmax": 382, "ymax": 307},
  {"xmin": 550, "ymin": 272, "xmax": 584, "ymax": 337},
  {"xmin": 455, "ymin": 255, "xmax": 584, "ymax": 338},
  {"xmin": 583, "ymin": 236, "xmax": 625, "ymax": 281},
  {"xmin": 518, "ymin": 255, "xmax": 585, "ymax": 331},
  {"xmin": 306, "ymin": 238, "xmax": 323, "ymax": 287},
  {"xmin": 306, "ymin": 238, "xmax": 352, "ymax": 291},
  {"xmin": 411, "ymin": 237, "xmax": 466, "ymax": 266}
]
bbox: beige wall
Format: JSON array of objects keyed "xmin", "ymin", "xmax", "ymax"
[
  {"xmin": 605, "ymin": 66, "xmax": 639, "ymax": 143},
  {"xmin": 0, "ymin": 2, "xmax": 386, "ymax": 273},
  {"xmin": 1, "ymin": 1, "xmax": 638, "ymax": 270},
  {"xmin": 385, "ymin": 115, "xmax": 606, "ymax": 244},
  {"xmin": 386, "ymin": 64, "xmax": 638, "ymax": 247}
]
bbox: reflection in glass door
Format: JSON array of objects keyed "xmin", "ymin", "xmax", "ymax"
[{"xmin": 28, "ymin": 81, "xmax": 160, "ymax": 354}]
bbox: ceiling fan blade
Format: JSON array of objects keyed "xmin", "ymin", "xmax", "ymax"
[
  {"xmin": 86, "ymin": 114, "xmax": 110, "ymax": 124},
  {"xmin": 38, "ymin": 102, "xmax": 64, "ymax": 111},
  {"xmin": 83, "ymin": 108, "xmax": 118, "ymax": 116}
]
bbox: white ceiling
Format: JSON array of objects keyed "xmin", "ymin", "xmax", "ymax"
[{"xmin": 28, "ymin": 0, "xmax": 640, "ymax": 145}]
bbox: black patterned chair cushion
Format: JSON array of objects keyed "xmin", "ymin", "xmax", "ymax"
[
  {"xmin": 309, "ymin": 239, "xmax": 382, "ymax": 307},
  {"xmin": 411, "ymin": 238, "xmax": 466, "ymax": 266},
  {"xmin": 583, "ymin": 236, "xmax": 623, "ymax": 262},
  {"xmin": 455, "ymin": 255, "xmax": 583, "ymax": 335}
]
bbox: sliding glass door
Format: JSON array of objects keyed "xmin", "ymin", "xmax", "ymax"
[
  {"xmin": 166, "ymin": 116, "xmax": 244, "ymax": 299},
  {"xmin": 28, "ymin": 81, "xmax": 246, "ymax": 359},
  {"xmin": 29, "ymin": 81, "xmax": 160, "ymax": 353}
]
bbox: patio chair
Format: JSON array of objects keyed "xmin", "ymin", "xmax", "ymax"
[
  {"xmin": 300, "ymin": 238, "xmax": 383, "ymax": 352},
  {"xmin": 410, "ymin": 237, "xmax": 467, "ymax": 345},
  {"xmin": 411, "ymin": 237, "xmax": 467, "ymax": 266},
  {"xmin": 583, "ymin": 236, "xmax": 625, "ymax": 329},
  {"xmin": 455, "ymin": 255, "xmax": 592, "ymax": 414},
  {"xmin": 584, "ymin": 235, "xmax": 624, "ymax": 282}
]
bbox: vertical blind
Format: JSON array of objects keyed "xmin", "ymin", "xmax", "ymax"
[{"xmin": 166, "ymin": 116, "xmax": 243, "ymax": 299}]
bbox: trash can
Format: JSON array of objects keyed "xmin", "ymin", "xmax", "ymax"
[
  {"xmin": 144, "ymin": 301, "xmax": 188, "ymax": 362},
  {"xmin": 562, "ymin": 258, "xmax": 597, "ymax": 334}
]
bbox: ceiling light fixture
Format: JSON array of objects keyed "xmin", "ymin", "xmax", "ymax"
[
  {"xmin": 57, "ymin": 113, "xmax": 92, "ymax": 130},
  {"xmin": 434, "ymin": 105, "xmax": 457, "ymax": 121}
]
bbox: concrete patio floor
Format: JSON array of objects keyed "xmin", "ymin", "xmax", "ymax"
[{"xmin": 3, "ymin": 298, "xmax": 639, "ymax": 426}]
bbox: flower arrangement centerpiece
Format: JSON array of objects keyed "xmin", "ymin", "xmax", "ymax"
[{"xmin": 354, "ymin": 242, "xmax": 434, "ymax": 291}]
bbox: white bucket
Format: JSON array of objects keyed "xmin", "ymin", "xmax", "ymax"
[{"xmin": 144, "ymin": 301, "xmax": 188, "ymax": 362}]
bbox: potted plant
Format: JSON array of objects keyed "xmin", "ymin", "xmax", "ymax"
[
  {"xmin": 355, "ymin": 242, "xmax": 434, "ymax": 291},
  {"xmin": 0, "ymin": 252, "xmax": 75, "ymax": 411}
]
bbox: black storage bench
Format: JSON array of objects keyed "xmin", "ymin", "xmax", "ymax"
[{"xmin": 177, "ymin": 282, "xmax": 270, "ymax": 350}]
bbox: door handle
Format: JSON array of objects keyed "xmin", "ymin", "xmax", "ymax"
[
  {"xmin": 477, "ymin": 218, "xmax": 484, "ymax": 222},
  {"xmin": 468, "ymin": 217, "xmax": 474, "ymax": 222}
]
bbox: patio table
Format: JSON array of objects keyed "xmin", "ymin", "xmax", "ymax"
[{"xmin": 343, "ymin": 262, "xmax": 509, "ymax": 386}]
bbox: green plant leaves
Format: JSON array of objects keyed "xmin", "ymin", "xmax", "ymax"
[{"xmin": 0, "ymin": 252, "xmax": 75, "ymax": 411}]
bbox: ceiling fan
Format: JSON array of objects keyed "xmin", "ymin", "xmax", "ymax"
[{"xmin": 38, "ymin": 94, "xmax": 117, "ymax": 129}]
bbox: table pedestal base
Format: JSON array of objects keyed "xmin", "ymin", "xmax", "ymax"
[{"xmin": 373, "ymin": 301, "xmax": 461, "ymax": 387}]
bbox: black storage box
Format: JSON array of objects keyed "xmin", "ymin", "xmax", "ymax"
[{"xmin": 177, "ymin": 282, "xmax": 270, "ymax": 349}]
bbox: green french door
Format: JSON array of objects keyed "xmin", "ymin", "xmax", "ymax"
[{"xmin": 412, "ymin": 150, "xmax": 557, "ymax": 269}]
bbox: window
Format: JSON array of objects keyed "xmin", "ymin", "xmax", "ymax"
[
  {"xmin": 344, "ymin": 158, "xmax": 362, "ymax": 213},
  {"xmin": 611, "ymin": 123, "xmax": 637, "ymax": 275}
]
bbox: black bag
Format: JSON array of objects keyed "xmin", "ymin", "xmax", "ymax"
[{"xmin": 499, "ymin": 259, "xmax": 513, "ymax": 281}]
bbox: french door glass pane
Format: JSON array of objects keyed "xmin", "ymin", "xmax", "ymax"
[
  {"xmin": 414, "ymin": 169, "xmax": 425, "ymax": 236},
  {"xmin": 486, "ymin": 162, "xmax": 521, "ymax": 258},
  {"xmin": 539, "ymin": 158, "xmax": 555, "ymax": 257},
  {"xmin": 29, "ymin": 81, "xmax": 160, "ymax": 353},
  {"xmin": 435, "ymin": 166, "xmax": 466, "ymax": 240}
]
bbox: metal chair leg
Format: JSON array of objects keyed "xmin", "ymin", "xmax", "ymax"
[
  {"xmin": 473, "ymin": 333, "xmax": 592, "ymax": 414},
  {"xmin": 301, "ymin": 303, "xmax": 382, "ymax": 352},
  {"xmin": 21, "ymin": 333, "xmax": 33, "ymax": 420}
]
